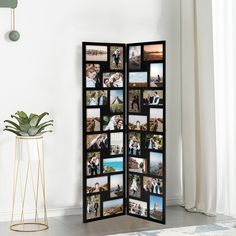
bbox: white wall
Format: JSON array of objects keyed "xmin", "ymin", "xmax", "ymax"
[{"xmin": 0, "ymin": 0, "xmax": 182, "ymax": 221}]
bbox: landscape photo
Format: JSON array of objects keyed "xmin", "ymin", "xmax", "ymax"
[
  {"xmin": 129, "ymin": 199, "xmax": 147, "ymax": 217},
  {"xmin": 86, "ymin": 194, "xmax": 101, "ymax": 220},
  {"xmin": 86, "ymin": 176, "xmax": 108, "ymax": 194},
  {"xmin": 150, "ymin": 63, "xmax": 164, "ymax": 88},
  {"xmin": 87, "ymin": 152, "xmax": 100, "ymax": 176},
  {"xmin": 150, "ymin": 152, "xmax": 163, "ymax": 177},
  {"xmin": 110, "ymin": 174, "xmax": 124, "ymax": 198},
  {"xmin": 129, "ymin": 45, "xmax": 141, "ymax": 70},
  {"xmin": 87, "ymin": 133, "xmax": 108, "ymax": 150},
  {"xmin": 103, "ymin": 72, "xmax": 123, "ymax": 88},
  {"xmin": 143, "ymin": 176, "xmax": 163, "ymax": 195},
  {"xmin": 149, "ymin": 108, "xmax": 163, "ymax": 132},
  {"xmin": 129, "ymin": 174, "xmax": 141, "ymax": 198},
  {"xmin": 150, "ymin": 195, "xmax": 163, "ymax": 221},
  {"xmin": 103, "ymin": 115, "xmax": 123, "ymax": 131},
  {"xmin": 128, "ymin": 132, "xmax": 141, "ymax": 156},
  {"xmin": 86, "ymin": 108, "xmax": 100, "ymax": 132},
  {"xmin": 86, "ymin": 90, "xmax": 108, "ymax": 106},
  {"xmin": 103, "ymin": 157, "xmax": 123, "ymax": 173},
  {"xmin": 86, "ymin": 45, "xmax": 108, "ymax": 61},
  {"xmin": 110, "ymin": 90, "xmax": 124, "ymax": 113},
  {"xmin": 129, "ymin": 157, "xmax": 147, "ymax": 174},
  {"xmin": 144, "ymin": 134, "xmax": 163, "ymax": 151},
  {"xmin": 129, "ymin": 72, "xmax": 148, "ymax": 88},
  {"xmin": 143, "ymin": 90, "xmax": 163, "ymax": 106},
  {"xmin": 110, "ymin": 46, "xmax": 124, "ymax": 70},
  {"xmin": 143, "ymin": 44, "xmax": 163, "ymax": 61},
  {"xmin": 128, "ymin": 115, "xmax": 147, "ymax": 131},
  {"xmin": 129, "ymin": 90, "xmax": 141, "ymax": 113},
  {"xmin": 103, "ymin": 199, "xmax": 124, "ymax": 217},
  {"xmin": 110, "ymin": 132, "xmax": 123, "ymax": 155}
]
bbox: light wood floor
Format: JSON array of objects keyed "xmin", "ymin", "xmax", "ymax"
[{"xmin": 0, "ymin": 206, "xmax": 234, "ymax": 236}]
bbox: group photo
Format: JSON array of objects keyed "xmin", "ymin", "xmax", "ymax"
[
  {"xmin": 143, "ymin": 176, "xmax": 163, "ymax": 195},
  {"xmin": 86, "ymin": 90, "xmax": 108, "ymax": 106},
  {"xmin": 143, "ymin": 90, "xmax": 163, "ymax": 106}
]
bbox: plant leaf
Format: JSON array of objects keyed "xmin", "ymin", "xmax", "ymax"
[
  {"xmin": 4, "ymin": 120, "xmax": 20, "ymax": 129},
  {"xmin": 37, "ymin": 123, "xmax": 53, "ymax": 134},
  {"xmin": 11, "ymin": 115, "xmax": 24, "ymax": 125},
  {"xmin": 36, "ymin": 112, "xmax": 49, "ymax": 126},
  {"xmin": 28, "ymin": 127, "xmax": 40, "ymax": 136},
  {"xmin": 19, "ymin": 124, "xmax": 30, "ymax": 132},
  {"xmin": 3, "ymin": 128, "xmax": 21, "ymax": 136},
  {"xmin": 5, "ymin": 125, "xmax": 18, "ymax": 130},
  {"xmin": 29, "ymin": 113, "xmax": 37, "ymax": 120},
  {"xmin": 19, "ymin": 131, "xmax": 29, "ymax": 136},
  {"xmin": 29, "ymin": 115, "xmax": 39, "ymax": 127},
  {"xmin": 38, "ymin": 120, "xmax": 54, "ymax": 128},
  {"xmin": 16, "ymin": 111, "xmax": 28, "ymax": 119},
  {"xmin": 38, "ymin": 130, "xmax": 53, "ymax": 135}
]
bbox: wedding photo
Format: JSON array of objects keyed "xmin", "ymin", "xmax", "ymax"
[
  {"xmin": 86, "ymin": 194, "xmax": 101, "ymax": 220},
  {"xmin": 110, "ymin": 46, "xmax": 124, "ymax": 70},
  {"xmin": 143, "ymin": 44, "xmax": 163, "ymax": 61},
  {"xmin": 149, "ymin": 108, "xmax": 163, "ymax": 132},
  {"xmin": 103, "ymin": 157, "xmax": 123, "ymax": 173},
  {"xmin": 110, "ymin": 174, "xmax": 124, "ymax": 198},
  {"xmin": 103, "ymin": 199, "xmax": 124, "ymax": 217},
  {"xmin": 150, "ymin": 195, "xmax": 163, "ymax": 221},
  {"xmin": 86, "ymin": 176, "xmax": 108, "ymax": 194},
  {"xmin": 110, "ymin": 132, "xmax": 123, "ymax": 155},
  {"xmin": 110, "ymin": 90, "xmax": 124, "ymax": 113},
  {"xmin": 129, "ymin": 174, "xmax": 141, "ymax": 198},
  {"xmin": 129, "ymin": 157, "xmax": 147, "ymax": 174},
  {"xmin": 144, "ymin": 134, "xmax": 163, "ymax": 151},
  {"xmin": 128, "ymin": 45, "xmax": 141, "ymax": 70},
  {"xmin": 86, "ymin": 45, "xmax": 108, "ymax": 61},
  {"xmin": 87, "ymin": 133, "xmax": 108, "ymax": 150},
  {"xmin": 143, "ymin": 176, "xmax": 163, "ymax": 195},
  {"xmin": 128, "ymin": 115, "xmax": 147, "ymax": 131},
  {"xmin": 143, "ymin": 90, "xmax": 163, "ymax": 106},
  {"xmin": 129, "ymin": 72, "xmax": 148, "ymax": 88},
  {"xmin": 150, "ymin": 152, "xmax": 163, "ymax": 177},
  {"xmin": 86, "ymin": 108, "xmax": 100, "ymax": 132},
  {"xmin": 129, "ymin": 199, "xmax": 147, "ymax": 217},
  {"xmin": 150, "ymin": 63, "xmax": 164, "ymax": 88},
  {"xmin": 128, "ymin": 90, "xmax": 141, "ymax": 113},
  {"xmin": 86, "ymin": 64, "xmax": 102, "ymax": 88},
  {"xmin": 103, "ymin": 72, "xmax": 123, "ymax": 88},
  {"xmin": 87, "ymin": 152, "xmax": 100, "ymax": 176},
  {"xmin": 103, "ymin": 115, "xmax": 123, "ymax": 131},
  {"xmin": 128, "ymin": 132, "xmax": 141, "ymax": 156},
  {"xmin": 86, "ymin": 90, "xmax": 108, "ymax": 106}
]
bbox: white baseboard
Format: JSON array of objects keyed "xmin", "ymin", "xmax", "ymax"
[{"xmin": 0, "ymin": 195, "xmax": 182, "ymax": 222}]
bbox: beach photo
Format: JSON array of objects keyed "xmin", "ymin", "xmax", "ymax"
[
  {"xmin": 110, "ymin": 90, "xmax": 124, "ymax": 113},
  {"xmin": 103, "ymin": 199, "xmax": 124, "ymax": 217},
  {"xmin": 128, "ymin": 90, "xmax": 141, "ymax": 113},
  {"xmin": 86, "ymin": 64, "xmax": 102, "ymax": 88},
  {"xmin": 143, "ymin": 176, "xmax": 163, "ymax": 195},
  {"xmin": 103, "ymin": 72, "xmax": 123, "ymax": 88},
  {"xmin": 128, "ymin": 132, "xmax": 141, "ymax": 156},
  {"xmin": 129, "ymin": 174, "xmax": 141, "ymax": 198},
  {"xmin": 86, "ymin": 45, "xmax": 108, "ymax": 61},
  {"xmin": 103, "ymin": 157, "xmax": 123, "ymax": 173},
  {"xmin": 103, "ymin": 115, "xmax": 123, "ymax": 131},
  {"xmin": 149, "ymin": 108, "xmax": 163, "ymax": 132},
  {"xmin": 129, "ymin": 45, "xmax": 141, "ymax": 70},
  {"xmin": 128, "ymin": 115, "xmax": 147, "ymax": 131},
  {"xmin": 143, "ymin": 44, "xmax": 163, "ymax": 61},
  {"xmin": 144, "ymin": 134, "xmax": 163, "ymax": 151},
  {"xmin": 86, "ymin": 90, "xmax": 108, "ymax": 106},
  {"xmin": 110, "ymin": 132, "xmax": 123, "ymax": 155},
  {"xmin": 150, "ymin": 152, "xmax": 163, "ymax": 177},
  {"xmin": 87, "ymin": 133, "xmax": 108, "ymax": 150},
  {"xmin": 129, "ymin": 157, "xmax": 147, "ymax": 174},
  {"xmin": 110, "ymin": 174, "xmax": 124, "ymax": 198},
  {"xmin": 150, "ymin": 63, "xmax": 164, "ymax": 88},
  {"xmin": 87, "ymin": 152, "xmax": 100, "ymax": 176},
  {"xmin": 129, "ymin": 199, "xmax": 147, "ymax": 217},
  {"xmin": 150, "ymin": 195, "xmax": 163, "ymax": 221},
  {"xmin": 86, "ymin": 108, "xmax": 100, "ymax": 132},
  {"xmin": 86, "ymin": 194, "xmax": 101, "ymax": 220},
  {"xmin": 110, "ymin": 46, "xmax": 124, "ymax": 70},
  {"xmin": 143, "ymin": 90, "xmax": 163, "ymax": 106},
  {"xmin": 86, "ymin": 176, "xmax": 108, "ymax": 194},
  {"xmin": 129, "ymin": 72, "xmax": 148, "ymax": 88}
]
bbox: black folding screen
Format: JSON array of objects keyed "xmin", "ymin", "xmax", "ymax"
[{"xmin": 83, "ymin": 41, "xmax": 166, "ymax": 224}]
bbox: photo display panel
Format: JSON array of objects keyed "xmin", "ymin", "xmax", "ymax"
[
  {"xmin": 127, "ymin": 41, "xmax": 166, "ymax": 224},
  {"xmin": 83, "ymin": 42, "xmax": 126, "ymax": 222}
]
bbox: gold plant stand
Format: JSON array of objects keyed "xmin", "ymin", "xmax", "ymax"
[{"xmin": 10, "ymin": 136, "xmax": 48, "ymax": 232}]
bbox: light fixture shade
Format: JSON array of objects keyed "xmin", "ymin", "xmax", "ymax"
[{"xmin": 0, "ymin": 0, "xmax": 17, "ymax": 8}]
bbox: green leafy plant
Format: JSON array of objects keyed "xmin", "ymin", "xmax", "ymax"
[{"xmin": 4, "ymin": 111, "xmax": 53, "ymax": 136}]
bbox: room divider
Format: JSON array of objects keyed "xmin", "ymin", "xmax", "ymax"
[{"xmin": 82, "ymin": 41, "xmax": 166, "ymax": 224}]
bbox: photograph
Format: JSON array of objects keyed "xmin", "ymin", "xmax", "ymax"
[
  {"xmin": 129, "ymin": 72, "xmax": 148, "ymax": 88},
  {"xmin": 87, "ymin": 133, "xmax": 108, "ymax": 150},
  {"xmin": 103, "ymin": 157, "xmax": 123, "ymax": 173},
  {"xmin": 103, "ymin": 72, "xmax": 123, "ymax": 88},
  {"xmin": 128, "ymin": 115, "xmax": 147, "ymax": 131},
  {"xmin": 144, "ymin": 134, "xmax": 163, "ymax": 151},
  {"xmin": 110, "ymin": 174, "xmax": 124, "ymax": 198},
  {"xmin": 110, "ymin": 132, "xmax": 123, "ymax": 155},
  {"xmin": 143, "ymin": 44, "xmax": 163, "ymax": 61},
  {"xmin": 150, "ymin": 63, "xmax": 164, "ymax": 87},
  {"xmin": 87, "ymin": 152, "xmax": 100, "ymax": 176},
  {"xmin": 103, "ymin": 115, "xmax": 123, "ymax": 131},
  {"xmin": 149, "ymin": 108, "xmax": 163, "ymax": 132},
  {"xmin": 143, "ymin": 90, "xmax": 163, "ymax": 106},
  {"xmin": 129, "ymin": 199, "xmax": 147, "ymax": 217},
  {"xmin": 150, "ymin": 152, "xmax": 163, "ymax": 177},
  {"xmin": 129, "ymin": 174, "xmax": 141, "ymax": 198},
  {"xmin": 128, "ymin": 132, "xmax": 141, "ymax": 156},
  {"xmin": 129, "ymin": 45, "xmax": 141, "ymax": 70},
  {"xmin": 86, "ymin": 45, "xmax": 108, "ymax": 61},
  {"xmin": 103, "ymin": 199, "xmax": 124, "ymax": 216},
  {"xmin": 86, "ymin": 176, "xmax": 108, "ymax": 193},
  {"xmin": 110, "ymin": 46, "xmax": 124, "ymax": 70},
  {"xmin": 86, "ymin": 64, "xmax": 102, "ymax": 88},
  {"xmin": 150, "ymin": 195, "xmax": 163, "ymax": 221},
  {"xmin": 86, "ymin": 108, "xmax": 100, "ymax": 132},
  {"xmin": 129, "ymin": 157, "xmax": 147, "ymax": 174},
  {"xmin": 86, "ymin": 90, "xmax": 108, "ymax": 106},
  {"xmin": 110, "ymin": 90, "xmax": 124, "ymax": 113},
  {"xmin": 128, "ymin": 90, "xmax": 141, "ymax": 113},
  {"xmin": 143, "ymin": 176, "xmax": 163, "ymax": 195},
  {"xmin": 86, "ymin": 194, "xmax": 101, "ymax": 220}
]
